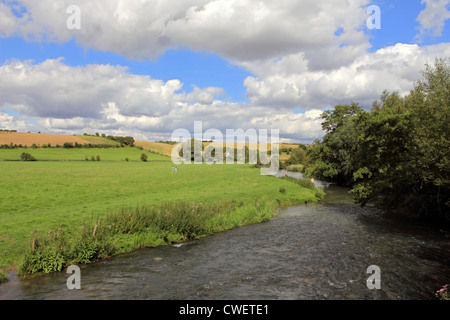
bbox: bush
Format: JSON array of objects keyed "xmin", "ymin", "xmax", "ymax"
[
  {"xmin": 63, "ymin": 142, "xmax": 74, "ymax": 148},
  {"xmin": 0, "ymin": 271, "xmax": 9, "ymax": 284},
  {"xmin": 20, "ymin": 152, "xmax": 36, "ymax": 161},
  {"xmin": 96, "ymin": 155, "xmax": 101, "ymax": 161},
  {"xmin": 140, "ymin": 153, "xmax": 148, "ymax": 162}
]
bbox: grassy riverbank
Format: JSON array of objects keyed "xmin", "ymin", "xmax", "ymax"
[{"xmin": 0, "ymin": 148, "xmax": 324, "ymax": 276}]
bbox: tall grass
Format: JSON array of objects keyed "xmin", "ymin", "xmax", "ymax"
[
  {"xmin": 281, "ymin": 176, "xmax": 325, "ymax": 198},
  {"xmin": 17, "ymin": 199, "xmax": 277, "ymax": 277}
]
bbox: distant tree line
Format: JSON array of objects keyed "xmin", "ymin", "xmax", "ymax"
[
  {"xmin": 82, "ymin": 132, "xmax": 134, "ymax": 145},
  {"xmin": 83, "ymin": 132, "xmax": 135, "ymax": 147},
  {"xmin": 105, "ymin": 135, "xmax": 135, "ymax": 146},
  {"xmin": 0, "ymin": 142, "xmax": 124, "ymax": 149},
  {"xmin": 1, "ymin": 135, "xmax": 135, "ymax": 149},
  {"xmin": 294, "ymin": 58, "xmax": 449, "ymax": 224},
  {"xmin": 178, "ymin": 138, "xmax": 273, "ymax": 165}
]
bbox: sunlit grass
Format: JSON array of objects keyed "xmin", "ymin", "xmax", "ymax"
[{"xmin": 0, "ymin": 150, "xmax": 323, "ymax": 271}]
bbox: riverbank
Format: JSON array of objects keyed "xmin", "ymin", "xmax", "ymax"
[
  {"xmin": 2, "ymin": 180, "xmax": 448, "ymax": 300},
  {"xmin": 0, "ymin": 157, "xmax": 324, "ymax": 278}
]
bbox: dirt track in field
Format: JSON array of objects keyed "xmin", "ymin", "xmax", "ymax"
[{"xmin": 0, "ymin": 132, "xmax": 91, "ymax": 146}]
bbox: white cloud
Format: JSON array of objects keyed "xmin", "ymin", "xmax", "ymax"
[
  {"xmin": 0, "ymin": 58, "xmax": 324, "ymax": 142},
  {"xmin": 0, "ymin": 2, "xmax": 21, "ymax": 37},
  {"xmin": 5, "ymin": 0, "xmax": 371, "ymax": 63},
  {"xmin": 0, "ymin": 58, "xmax": 220, "ymax": 119},
  {"xmin": 242, "ymin": 42, "xmax": 450, "ymax": 111},
  {"xmin": 1, "ymin": 1, "xmax": 449, "ymax": 143},
  {"xmin": 416, "ymin": 0, "xmax": 450, "ymax": 39}
]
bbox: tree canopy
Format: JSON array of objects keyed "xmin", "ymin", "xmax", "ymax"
[{"xmin": 304, "ymin": 58, "xmax": 449, "ymax": 224}]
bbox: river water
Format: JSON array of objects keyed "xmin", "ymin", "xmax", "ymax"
[{"xmin": 1, "ymin": 172, "xmax": 449, "ymax": 300}]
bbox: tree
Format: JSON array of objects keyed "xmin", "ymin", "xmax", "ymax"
[
  {"xmin": 140, "ymin": 153, "xmax": 148, "ymax": 162},
  {"xmin": 320, "ymin": 102, "xmax": 364, "ymax": 134},
  {"xmin": 306, "ymin": 103, "xmax": 365, "ymax": 185},
  {"xmin": 20, "ymin": 152, "xmax": 36, "ymax": 161},
  {"xmin": 306, "ymin": 58, "xmax": 449, "ymax": 223}
]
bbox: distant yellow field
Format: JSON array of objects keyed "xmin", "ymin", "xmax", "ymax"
[
  {"xmin": 0, "ymin": 132, "xmax": 91, "ymax": 146},
  {"xmin": 1, "ymin": 133, "xmax": 299, "ymax": 162},
  {"xmin": 202, "ymin": 142, "xmax": 300, "ymax": 150},
  {"xmin": 135, "ymin": 140, "xmax": 299, "ymax": 162},
  {"xmin": 134, "ymin": 140, "xmax": 175, "ymax": 156}
]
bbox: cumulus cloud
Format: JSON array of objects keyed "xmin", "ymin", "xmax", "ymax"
[
  {"xmin": 0, "ymin": 58, "xmax": 224, "ymax": 119},
  {"xmin": 4, "ymin": 0, "xmax": 371, "ymax": 63},
  {"xmin": 416, "ymin": 0, "xmax": 450, "ymax": 39},
  {"xmin": 0, "ymin": 58, "xmax": 324, "ymax": 142},
  {"xmin": 242, "ymin": 43, "xmax": 450, "ymax": 111},
  {"xmin": 1, "ymin": 1, "xmax": 449, "ymax": 143}
]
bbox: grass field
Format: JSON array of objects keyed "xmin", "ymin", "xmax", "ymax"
[
  {"xmin": 0, "ymin": 146, "xmax": 322, "ymax": 273},
  {"xmin": 74, "ymin": 135, "xmax": 122, "ymax": 146},
  {"xmin": 0, "ymin": 147, "xmax": 168, "ymax": 162}
]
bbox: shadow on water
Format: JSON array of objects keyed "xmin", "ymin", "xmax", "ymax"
[{"xmin": 1, "ymin": 171, "xmax": 449, "ymax": 300}]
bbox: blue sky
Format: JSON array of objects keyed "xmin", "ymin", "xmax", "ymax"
[
  {"xmin": 0, "ymin": 0, "xmax": 449, "ymax": 142},
  {"xmin": 0, "ymin": 1, "xmax": 444, "ymax": 103},
  {"xmin": 367, "ymin": 0, "xmax": 450, "ymax": 51},
  {"xmin": 0, "ymin": 38, "xmax": 252, "ymax": 103}
]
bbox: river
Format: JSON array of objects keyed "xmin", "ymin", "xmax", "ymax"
[{"xmin": 0, "ymin": 172, "xmax": 449, "ymax": 300}]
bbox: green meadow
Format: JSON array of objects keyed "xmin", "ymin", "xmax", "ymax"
[
  {"xmin": 0, "ymin": 147, "xmax": 167, "ymax": 162},
  {"xmin": 0, "ymin": 147, "xmax": 323, "ymax": 273}
]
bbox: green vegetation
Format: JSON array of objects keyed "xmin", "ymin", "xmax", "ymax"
[
  {"xmin": 17, "ymin": 200, "xmax": 279, "ymax": 276},
  {"xmin": 140, "ymin": 152, "xmax": 148, "ymax": 162},
  {"xmin": 20, "ymin": 152, "xmax": 36, "ymax": 161},
  {"xmin": 300, "ymin": 58, "xmax": 449, "ymax": 224},
  {"xmin": 0, "ymin": 147, "xmax": 166, "ymax": 162},
  {"xmin": 78, "ymin": 133, "xmax": 135, "ymax": 147},
  {"xmin": 0, "ymin": 149, "xmax": 323, "ymax": 275},
  {"xmin": 282, "ymin": 145, "xmax": 307, "ymax": 168},
  {"xmin": 0, "ymin": 270, "xmax": 8, "ymax": 284}
]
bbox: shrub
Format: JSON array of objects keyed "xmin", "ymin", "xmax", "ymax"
[
  {"xmin": 0, "ymin": 271, "xmax": 9, "ymax": 284},
  {"xmin": 18, "ymin": 229, "xmax": 69, "ymax": 275},
  {"xmin": 63, "ymin": 142, "xmax": 74, "ymax": 148},
  {"xmin": 96, "ymin": 155, "xmax": 101, "ymax": 161},
  {"xmin": 140, "ymin": 153, "xmax": 148, "ymax": 162},
  {"xmin": 279, "ymin": 186, "xmax": 286, "ymax": 193},
  {"xmin": 20, "ymin": 152, "xmax": 36, "ymax": 161}
]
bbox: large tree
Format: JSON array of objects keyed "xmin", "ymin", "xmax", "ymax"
[{"xmin": 307, "ymin": 58, "xmax": 449, "ymax": 223}]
